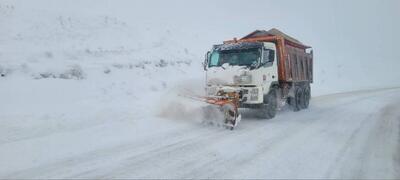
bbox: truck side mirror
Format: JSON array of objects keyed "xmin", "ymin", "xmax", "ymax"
[{"xmin": 203, "ymin": 51, "xmax": 210, "ymax": 71}]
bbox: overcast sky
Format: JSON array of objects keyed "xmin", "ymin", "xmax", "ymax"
[{"xmin": 148, "ymin": 0, "xmax": 400, "ymax": 91}]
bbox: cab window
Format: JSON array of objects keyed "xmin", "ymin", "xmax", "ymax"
[
  {"xmin": 262, "ymin": 49, "xmax": 275, "ymax": 66},
  {"xmin": 209, "ymin": 52, "xmax": 220, "ymax": 67}
]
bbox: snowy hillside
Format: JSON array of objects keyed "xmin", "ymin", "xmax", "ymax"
[
  {"xmin": 0, "ymin": 0, "xmax": 206, "ymax": 126},
  {"xmin": 0, "ymin": 0, "xmax": 201, "ymax": 79},
  {"xmin": 2, "ymin": 0, "xmax": 400, "ymax": 94}
]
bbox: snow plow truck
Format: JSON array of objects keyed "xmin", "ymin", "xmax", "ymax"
[{"xmin": 200, "ymin": 28, "xmax": 313, "ymax": 129}]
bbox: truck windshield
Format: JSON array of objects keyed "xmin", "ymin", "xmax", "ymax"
[{"xmin": 209, "ymin": 48, "xmax": 260, "ymax": 68}]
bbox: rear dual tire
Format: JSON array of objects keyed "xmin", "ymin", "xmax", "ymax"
[
  {"xmin": 302, "ymin": 87, "xmax": 310, "ymax": 109},
  {"xmin": 289, "ymin": 85, "xmax": 310, "ymax": 111}
]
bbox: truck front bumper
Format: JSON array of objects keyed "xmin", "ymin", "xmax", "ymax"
[{"xmin": 206, "ymin": 85, "xmax": 263, "ymax": 105}]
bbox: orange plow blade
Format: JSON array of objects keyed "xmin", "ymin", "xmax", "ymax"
[{"xmin": 180, "ymin": 90, "xmax": 241, "ymax": 130}]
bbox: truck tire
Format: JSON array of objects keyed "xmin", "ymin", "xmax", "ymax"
[
  {"xmin": 258, "ymin": 89, "xmax": 277, "ymax": 119},
  {"xmin": 299, "ymin": 87, "xmax": 307, "ymax": 109},
  {"xmin": 303, "ymin": 86, "xmax": 310, "ymax": 109},
  {"xmin": 289, "ymin": 87, "xmax": 303, "ymax": 111}
]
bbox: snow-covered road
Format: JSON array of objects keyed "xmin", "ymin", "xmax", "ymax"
[
  {"xmin": 0, "ymin": 88, "xmax": 397, "ymax": 179},
  {"xmin": 1, "ymin": 87, "xmax": 399, "ymax": 179}
]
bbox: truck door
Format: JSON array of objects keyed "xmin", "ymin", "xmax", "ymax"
[{"xmin": 260, "ymin": 44, "xmax": 278, "ymax": 94}]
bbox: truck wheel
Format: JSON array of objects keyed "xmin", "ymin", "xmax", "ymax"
[
  {"xmin": 290, "ymin": 87, "xmax": 303, "ymax": 111},
  {"xmin": 258, "ymin": 89, "xmax": 277, "ymax": 119},
  {"xmin": 303, "ymin": 87, "xmax": 310, "ymax": 109}
]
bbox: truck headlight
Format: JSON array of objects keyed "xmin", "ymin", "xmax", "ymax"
[
  {"xmin": 250, "ymin": 88, "xmax": 258, "ymax": 101},
  {"xmin": 234, "ymin": 74, "xmax": 252, "ymax": 84}
]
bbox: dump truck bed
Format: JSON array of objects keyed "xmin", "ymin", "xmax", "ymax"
[{"xmin": 224, "ymin": 29, "xmax": 313, "ymax": 83}]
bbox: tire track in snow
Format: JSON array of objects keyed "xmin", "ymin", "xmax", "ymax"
[
  {"xmin": 185, "ymin": 88, "xmax": 400, "ymax": 178},
  {"xmin": 4, "ymin": 88, "xmax": 400, "ymax": 179},
  {"xmin": 324, "ymin": 91, "xmax": 400, "ymax": 178},
  {"xmin": 96, "ymin": 89, "xmax": 393, "ymax": 178},
  {"xmin": 3, "ymin": 123, "xmax": 222, "ymax": 178}
]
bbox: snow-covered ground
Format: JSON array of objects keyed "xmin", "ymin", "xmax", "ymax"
[
  {"xmin": 1, "ymin": 0, "xmax": 400, "ymax": 179},
  {"xmin": 1, "ymin": 84, "xmax": 399, "ymax": 178}
]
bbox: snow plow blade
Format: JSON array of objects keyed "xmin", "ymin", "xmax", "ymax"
[{"xmin": 180, "ymin": 89, "xmax": 241, "ymax": 130}]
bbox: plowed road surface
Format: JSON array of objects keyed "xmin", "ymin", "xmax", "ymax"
[{"xmin": 1, "ymin": 88, "xmax": 399, "ymax": 178}]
